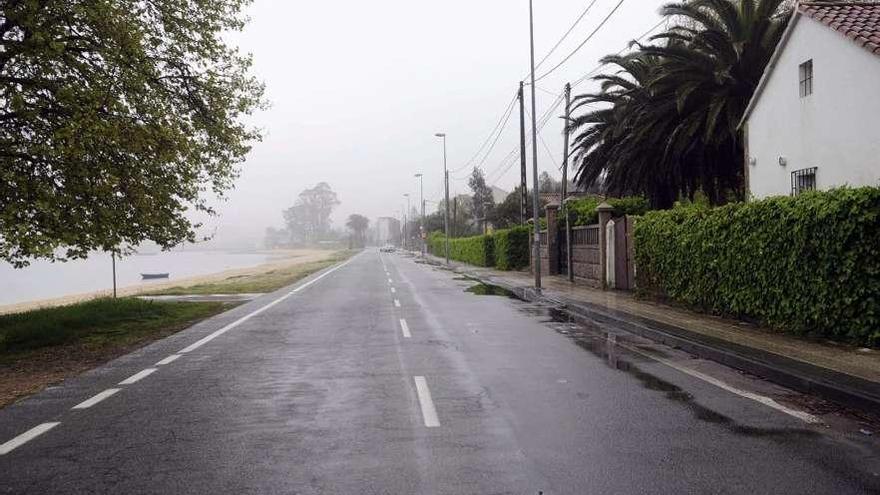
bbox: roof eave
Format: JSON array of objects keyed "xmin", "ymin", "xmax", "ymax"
[{"xmin": 738, "ymin": 8, "xmax": 803, "ymax": 131}]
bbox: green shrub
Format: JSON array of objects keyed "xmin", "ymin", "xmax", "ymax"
[
  {"xmin": 493, "ymin": 226, "xmax": 530, "ymax": 270},
  {"xmin": 428, "ymin": 232, "xmax": 495, "ymax": 267},
  {"xmin": 634, "ymin": 187, "xmax": 880, "ymax": 347},
  {"xmin": 568, "ymin": 196, "xmax": 650, "ymax": 226}
]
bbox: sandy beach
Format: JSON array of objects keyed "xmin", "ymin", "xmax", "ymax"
[{"xmin": 0, "ymin": 249, "xmax": 339, "ymax": 315}]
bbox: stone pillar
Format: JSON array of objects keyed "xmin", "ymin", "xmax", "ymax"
[
  {"xmin": 597, "ymin": 202, "xmax": 614, "ymax": 290},
  {"xmin": 545, "ymin": 204, "xmax": 560, "ymax": 275}
]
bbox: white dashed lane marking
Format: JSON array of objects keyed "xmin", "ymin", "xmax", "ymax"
[
  {"xmin": 394, "ymin": 299, "xmax": 401, "ymax": 307},
  {"xmin": 156, "ymin": 354, "xmax": 181, "ymax": 366},
  {"xmin": 0, "ymin": 423, "xmax": 60, "ymax": 456},
  {"xmin": 400, "ymin": 318, "xmax": 412, "ymax": 338},
  {"xmin": 72, "ymin": 389, "xmax": 121, "ymax": 410},
  {"xmin": 119, "ymin": 368, "xmax": 157, "ymax": 385},
  {"xmin": 414, "ymin": 376, "xmax": 440, "ymax": 427}
]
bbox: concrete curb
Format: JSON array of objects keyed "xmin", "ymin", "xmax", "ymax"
[{"xmin": 425, "ymin": 257, "xmax": 880, "ymax": 415}]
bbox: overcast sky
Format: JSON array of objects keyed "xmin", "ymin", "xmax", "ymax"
[{"xmin": 216, "ymin": 0, "xmax": 668, "ymax": 244}]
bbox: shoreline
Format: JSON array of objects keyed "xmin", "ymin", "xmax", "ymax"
[{"xmin": 0, "ymin": 249, "xmax": 339, "ymax": 316}]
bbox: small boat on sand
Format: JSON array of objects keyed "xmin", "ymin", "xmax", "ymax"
[{"xmin": 141, "ymin": 273, "xmax": 170, "ymax": 280}]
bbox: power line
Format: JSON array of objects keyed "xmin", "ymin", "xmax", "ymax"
[
  {"xmin": 454, "ymin": 92, "xmax": 519, "ymax": 179},
  {"xmin": 534, "ymin": 0, "xmax": 628, "ymax": 83},
  {"xmin": 523, "ymin": 0, "xmax": 602, "ymax": 81},
  {"xmin": 452, "ymin": 90, "xmax": 519, "ymax": 174},
  {"xmin": 525, "ymin": 106, "xmax": 559, "ymax": 169},
  {"xmin": 488, "ymin": 93, "xmax": 566, "ymax": 186},
  {"xmin": 489, "ymin": 16, "xmax": 667, "ymax": 186}
]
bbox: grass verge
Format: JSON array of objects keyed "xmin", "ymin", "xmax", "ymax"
[
  {"xmin": 149, "ymin": 249, "xmax": 358, "ymax": 295},
  {"xmin": 0, "ymin": 297, "xmax": 232, "ymax": 408}
]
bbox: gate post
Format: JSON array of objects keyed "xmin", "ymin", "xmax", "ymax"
[
  {"xmin": 545, "ymin": 204, "xmax": 560, "ymax": 275},
  {"xmin": 597, "ymin": 202, "xmax": 614, "ymax": 290}
]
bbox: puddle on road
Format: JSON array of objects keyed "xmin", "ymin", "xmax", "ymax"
[
  {"xmin": 515, "ymin": 302, "xmax": 819, "ymax": 440},
  {"xmin": 464, "ymin": 283, "xmax": 517, "ymax": 298}
]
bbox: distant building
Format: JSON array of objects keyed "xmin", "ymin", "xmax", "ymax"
[
  {"xmin": 490, "ymin": 186, "xmax": 509, "ymax": 204},
  {"xmin": 741, "ymin": 2, "xmax": 880, "ymax": 198},
  {"xmin": 375, "ymin": 217, "xmax": 401, "ymax": 246}
]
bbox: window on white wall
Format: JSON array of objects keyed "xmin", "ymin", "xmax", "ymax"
[
  {"xmin": 791, "ymin": 167, "xmax": 817, "ymax": 195},
  {"xmin": 799, "ymin": 60, "xmax": 813, "ymax": 97}
]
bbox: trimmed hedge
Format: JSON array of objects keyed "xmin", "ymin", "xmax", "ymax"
[
  {"xmin": 429, "ymin": 232, "xmax": 494, "ymax": 267},
  {"xmin": 634, "ymin": 188, "xmax": 880, "ymax": 347},
  {"xmin": 568, "ymin": 196, "xmax": 650, "ymax": 226},
  {"xmin": 493, "ymin": 226, "xmax": 530, "ymax": 270},
  {"xmin": 428, "ymin": 227, "xmax": 530, "ymax": 271}
]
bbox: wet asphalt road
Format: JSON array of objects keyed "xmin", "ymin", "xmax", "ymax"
[{"xmin": 1, "ymin": 249, "xmax": 878, "ymax": 494}]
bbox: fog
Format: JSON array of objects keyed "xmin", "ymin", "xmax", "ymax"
[{"xmin": 213, "ymin": 0, "xmax": 668, "ymax": 246}]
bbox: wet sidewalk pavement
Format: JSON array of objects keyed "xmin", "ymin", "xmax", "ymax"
[{"xmin": 416, "ymin": 252, "xmax": 880, "ymax": 413}]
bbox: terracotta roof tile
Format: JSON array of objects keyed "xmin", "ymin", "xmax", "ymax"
[{"xmin": 800, "ymin": 2, "xmax": 880, "ymax": 56}]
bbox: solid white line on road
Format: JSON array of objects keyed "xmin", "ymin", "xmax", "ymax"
[
  {"xmin": 72, "ymin": 389, "xmax": 121, "ymax": 410},
  {"xmin": 394, "ymin": 299, "xmax": 401, "ymax": 307},
  {"xmin": 0, "ymin": 423, "xmax": 60, "ymax": 455},
  {"xmin": 119, "ymin": 368, "xmax": 157, "ymax": 385},
  {"xmin": 178, "ymin": 255, "xmax": 358, "ymax": 354},
  {"xmin": 414, "ymin": 376, "xmax": 440, "ymax": 427},
  {"xmin": 156, "ymin": 354, "xmax": 181, "ymax": 366},
  {"xmin": 619, "ymin": 342, "xmax": 821, "ymax": 424},
  {"xmin": 399, "ymin": 318, "xmax": 412, "ymax": 338},
  {"xmin": 391, "ymin": 287, "xmax": 396, "ymax": 293}
]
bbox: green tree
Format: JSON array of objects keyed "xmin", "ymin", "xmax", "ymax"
[
  {"xmin": 570, "ymin": 0, "xmax": 790, "ymax": 207},
  {"xmin": 489, "ymin": 186, "xmax": 545, "ymax": 229},
  {"xmin": 0, "ymin": 0, "xmax": 265, "ymax": 266},
  {"xmin": 467, "ymin": 167, "xmax": 494, "ymax": 233},
  {"xmin": 283, "ymin": 183, "xmax": 340, "ymax": 243},
  {"xmin": 345, "ymin": 214, "xmax": 369, "ymax": 248}
]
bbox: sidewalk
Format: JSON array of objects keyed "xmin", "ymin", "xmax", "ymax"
[{"xmin": 419, "ymin": 253, "xmax": 880, "ymax": 413}]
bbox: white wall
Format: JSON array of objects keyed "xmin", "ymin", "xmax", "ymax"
[{"xmin": 747, "ymin": 16, "xmax": 880, "ymax": 199}]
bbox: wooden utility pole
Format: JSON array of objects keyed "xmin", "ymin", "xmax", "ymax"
[{"xmin": 519, "ymin": 81, "xmax": 528, "ymax": 225}]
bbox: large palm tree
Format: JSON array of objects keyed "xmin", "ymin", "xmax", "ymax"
[{"xmin": 570, "ymin": 0, "xmax": 790, "ymax": 207}]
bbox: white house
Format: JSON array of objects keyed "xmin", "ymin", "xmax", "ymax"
[{"xmin": 741, "ymin": 2, "xmax": 880, "ymax": 199}]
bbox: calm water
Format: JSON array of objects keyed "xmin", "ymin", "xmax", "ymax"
[{"xmin": 0, "ymin": 250, "xmax": 277, "ymax": 306}]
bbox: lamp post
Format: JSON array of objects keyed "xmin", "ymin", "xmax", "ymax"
[
  {"xmin": 403, "ymin": 193, "xmax": 410, "ymax": 251},
  {"xmin": 528, "ymin": 0, "xmax": 542, "ymax": 291},
  {"xmin": 414, "ymin": 173, "xmax": 424, "ymax": 256},
  {"xmin": 434, "ymin": 133, "xmax": 450, "ymax": 265}
]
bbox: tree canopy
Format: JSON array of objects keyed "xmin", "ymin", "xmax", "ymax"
[
  {"xmin": 570, "ymin": 0, "xmax": 790, "ymax": 207},
  {"xmin": 468, "ymin": 167, "xmax": 494, "ymax": 230},
  {"xmin": 0, "ymin": 0, "xmax": 265, "ymax": 266},
  {"xmin": 345, "ymin": 214, "xmax": 369, "ymax": 247},
  {"xmin": 283, "ymin": 183, "xmax": 340, "ymax": 243}
]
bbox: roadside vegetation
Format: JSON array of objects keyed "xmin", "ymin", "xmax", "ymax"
[
  {"xmin": 570, "ymin": 0, "xmax": 791, "ymax": 207},
  {"xmin": 0, "ymin": 298, "xmax": 227, "ymax": 356},
  {"xmin": 0, "ymin": 298, "xmax": 231, "ymax": 408},
  {"xmin": 428, "ymin": 227, "xmax": 530, "ymax": 271},
  {"xmin": 635, "ymin": 188, "xmax": 880, "ymax": 347},
  {"xmin": 150, "ymin": 250, "xmax": 357, "ymax": 295}
]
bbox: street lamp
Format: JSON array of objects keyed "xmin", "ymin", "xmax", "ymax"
[
  {"xmin": 414, "ymin": 173, "xmax": 424, "ymax": 256},
  {"xmin": 528, "ymin": 0, "xmax": 542, "ymax": 291},
  {"xmin": 434, "ymin": 133, "xmax": 450, "ymax": 265},
  {"xmin": 403, "ymin": 193, "xmax": 410, "ymax": 251}
]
